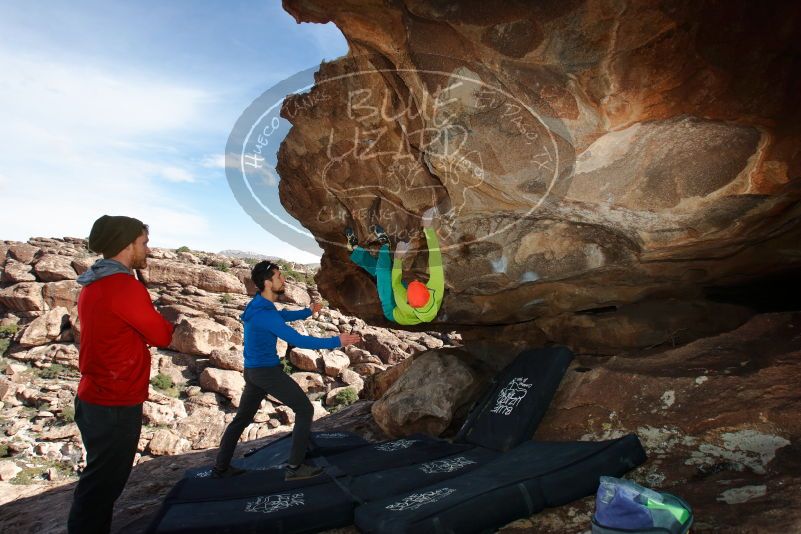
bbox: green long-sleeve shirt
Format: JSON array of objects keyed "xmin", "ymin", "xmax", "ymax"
[{"xmin": 391, "ymin": 227, "xmax": 444, "ymax": 325}]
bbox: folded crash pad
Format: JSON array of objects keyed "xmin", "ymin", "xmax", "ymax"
[{"xmin": 455, "ymin": 346, "xmax": 574, "ymax": 451}]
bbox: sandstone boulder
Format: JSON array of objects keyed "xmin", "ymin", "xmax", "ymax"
[
  {"xmin": 311, "ymin": 399, "xmax": 328, "ymax": 421},
  {"xmin": 6, "ymin": 344, "xmax": 75, "ymax": 367},
  {"xmin": 0, "ymin": 460, "xmax": 22, "ymax": 481},
  {"xmin": 209, "ymin": 348, "xmax": 244, "ymax": 372},
  {"xmin": 1, "ymin": 260, "xmax": 36, "ymax": 284},
  {"xmin": 322, "ymin": 349, "xmax": 350, "ymax": 377},
  {"xmin": 350, "ymin": 362, "xmax": 386, "ymax": 377},
  {"xmin": 199, "ymin": 368, "xmax": 245, "ymax": 406},
  {"xmin": 215, "ymin": 315, "xmax": 243, "ymax": 344},
  {"xmin": 147, "ymin": 429, "xmax": 190, "ymax": 456},
  {"xmin": 70, "ymin": 255, "xmax": 97, "ymax": 275},
  {"xmin": 232, "ymin": 267, "xmax": 258, "ymax": 295},
  {"xmin": 0, "ymin": 377, "xmax": 11, "ymax": 401},
  {"xmin": 169, "ymin": 316, "xmax": 233, "ymax": 356},
  {"xmin": 288, "ymin": 348, "xmax": 321, "ymax": 372},
  {"xmin": 18, "ymin": 307, "xmax": 70, "ymax": 347},
  {"xmin": 338, "ymin": 368, "xmax": 364, "ymax": 394},
  {"xmin": 144, "ymin": 259, "xmax": 246, "ymax": 294},
  {"xmin": 176, "ymin": 251, "xmax": 200, "ymax": 264},
  {"xmin": 290, "ymin": 372, "xmax": 325, "ymax": 394},
  {"xmin": 69, "ymin": 307, "xmax": 80, "ymax": 344},
  {"xmin": 361, "ymin": 330, "xmax": 409, "ymax": 365},
  {"xmin": 0, "ymin": 283, "xmax": 45, "ymax": 312},
  {"xmin": 142, "ymin": 398, "xmax": 188, "ymax": 427},
  {"xmin": 325, "ymin": 386, "xmax": 358, "ymax": 406},
  {"xmin": 39, "ymin": 424, "xmax": 80, "ymax": 442},
  {"xmin": 175, "ymin": 405, "xmax": 229, "ymax": 449},
  {"xmin": 157, "ymin": 304, "xmax": 207, "ymax": 324},
  {"xmin": 274, "ymin": 405, "xmax": 295, "ymax": 425},
  {"xmin": 276, "ymin": 338, "xmax": 288, "ymax": 358},
  {"xmin": 42, "ymin": 280, "xmax": 81, "ymax": 310},
  {"xmin": 278, "ymin": 281, "xmax": 311, "ymax": 307},
  {"xmin": 344, "ymin": 345, "xmax": 383, "ymax": 365},
  {"xmin": 34, "ymin": 254, "xmax": 77, "ymax": 282},
  {"xmin": 362, "ymin": 354, "xmax": 416, "ymax": 401},
  {"xmin": 371, "ymin": 349, "xmax": 486, "ymax": 437},
  {"xmin": 7, "ymin": 243, "xmax": 39, "ymax": 264}
]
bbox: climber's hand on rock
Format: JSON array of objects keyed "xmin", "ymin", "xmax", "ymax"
[{"xmin": 311, "ymin": 302, "xmax": 323, "ymax": 315}]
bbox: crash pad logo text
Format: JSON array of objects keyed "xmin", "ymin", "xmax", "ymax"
[
  {"xmin": 386, "ymin": 488, "xmax": 456, "ymax": 511},
  {"xmin": 419, "ymin": 456, "xmax": 477, "ymax": 474},
  {"xmin": 376, "ymin": 439, "xmax": 418, "ymax": 452},
  {"xmin": 245, "ymin": 493, "xmax": 305, "ymax": 514},
  {"xmin": 490, "ymin": 377, "xmax": 532, "ymax": 415}
]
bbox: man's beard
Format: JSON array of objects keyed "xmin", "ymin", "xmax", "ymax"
[
  {"xmin": 273, "ymin": 287, "xmax": 285, "ymax": 295},
  {"xmin": 132, "ymin": 256, "xmax": 148, "ymax": 270}
]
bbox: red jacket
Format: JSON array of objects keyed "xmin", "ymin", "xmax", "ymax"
[{"xmin": 77, "ymin": 273, "xmax": 173, "ymax": 405}]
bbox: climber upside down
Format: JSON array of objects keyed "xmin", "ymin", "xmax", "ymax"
[{"xmin": 345, "ymin": 206, "xmax": 444, "ymax": 325}]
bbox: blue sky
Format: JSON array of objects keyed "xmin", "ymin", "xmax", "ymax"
[{"xmin": 0, "ymin": 1, "xmax": 348, "ymax": 263}]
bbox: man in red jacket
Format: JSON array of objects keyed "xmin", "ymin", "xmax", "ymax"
[{"xmin": 68, "ymin": 215, "xmax": 174, "ymax": 534}]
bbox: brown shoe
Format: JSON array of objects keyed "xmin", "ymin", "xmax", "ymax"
[
  {"xmin": 211, "ymin": 465, "xmax": 246, "ymax": 478},
  {"xmin": 284, "ymin": 463, "xmax": 323, "ymax": 481}
]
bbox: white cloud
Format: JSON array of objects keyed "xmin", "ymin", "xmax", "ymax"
[
  {"xmin": 0, "ymin": 49, "xmax": 212, "ymax": 245},
  {"xmin": 0, "ymin": 51, "xmax": 208, "ymax": 142},
  {"xmin": 200, "ymin": 154, "xmax": 227, "ymax": 169},
  {"xmin": 159, "ymin": 166, "xmax": 195, "ymax": 183},
  {"xmin": 0, "ymin": 41, "xmax": 327, "ymax": 263}
]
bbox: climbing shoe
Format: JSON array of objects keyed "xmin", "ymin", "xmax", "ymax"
[
  {"xmin": 344, "ymin": 227, "xmax": 359, "ymax": 251},
  {"xmin": 285, "ymin": 463, "xmax": 324, "ymax": 481},
  {"xmin": 371, "ymin": 224, "xmax": 390, "ymax": 246}
]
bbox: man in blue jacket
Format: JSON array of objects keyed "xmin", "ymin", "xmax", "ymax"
[{"xmin": 212, "ymin": 261, "xmax": 361, "ymax": 481}]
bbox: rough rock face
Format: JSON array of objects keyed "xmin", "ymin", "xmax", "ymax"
[
  {"xmin": 144, "ymin": 259, "xmax": 246, "ymax": 294},
  {"xmin": 17, "ymin": 307, "xmax": 70, "ymax": 347},
  {"xmin": 169, "ymin": 317, "xmax": 235, "ymax": 356},
  {"xmin": 0, "ymin": 282, "xmax": 44, "ymax": 312},
  {"xmin": 371, "ymin": 348, "xmax": 488, "ymax": 437},
  {"xmin": 42, "ymin": 281, "xmax": 81, "ymax": 310},
  {"xmin": 279, "ymin": 0, "xmax": 801, "ymax": 352},
  {"xmin": 33, "ymin": 255, "xmax": 77, "ymax": 282},
  {"xmin": 529, "ymin": 312, "xmax": 801, "ymax": 533},
  {"xmin": 198, "ymin": 368, "xmax": 246, "ymax": 406}
]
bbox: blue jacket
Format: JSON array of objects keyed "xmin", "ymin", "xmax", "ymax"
[{"xmin": 241, "ymin": 294, "xmax": 341, "ymax": 368}]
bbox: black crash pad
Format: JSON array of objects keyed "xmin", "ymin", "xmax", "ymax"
[
  {"xmin": 150, "ymin": 480, "xmax": 355, "ymax": 534},
  {"xmin": 456, "ymin": 345, "xmax": 574, "ymax": 451},
  {"xmin": 183, "ymin": 430, "xmax": 370, "ymax": 479},
  {"xmin": 354, "ymin": 434, "xmax": 647, "ymax": 534},
  {"xmin": 314, "ymin": 433, "xmax": 474, "ymax": 477},
  {"xmin": 346, "ymin": 446, "xmax": 500, "ymax": 502}
]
